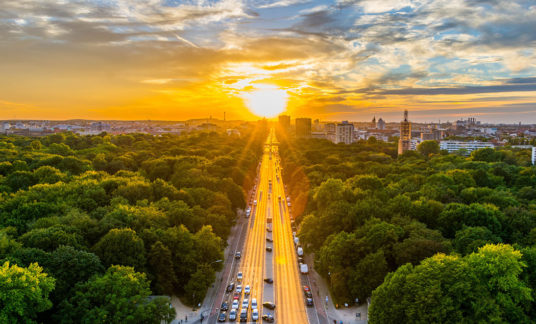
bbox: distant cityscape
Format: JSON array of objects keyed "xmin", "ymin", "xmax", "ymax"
[{"xmin": 2, "ymin": 113, "xmax": 536, "ymax": 165}]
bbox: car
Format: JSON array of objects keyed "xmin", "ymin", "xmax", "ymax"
[
  {"xmin": 253, "ymin": 200, "xmax": 257, "ymax": 206},
  {"xmin": 242, "ymin": 298, "xmax": 249, "ymax": 309},
  {"xmin": 251, "ymin": 298, "xmax": 258, "ymax": 309},
  {"xmin": 278, "ymin": 195, "xmax": 281, "ymax": 201},
  {"xmin": 233, "ymin": 292, "xmax": 240, "ymax": 300},
  {"xmin": 266, "ymin": 237, "xmax": 273, "ymax": 242},
  {"xmin": 266, "ymin": 227, "xmax": 272, "ymax": 232},
  {"xmin": 229, "ymin": 309, "xmax": 237, "ymax": 321},
  {"xmin": 252, "ymin": 309, "xmax": 259, "ymax": 321},
  {"xmin": 218, "ymin": 311, "xmax": 227, "ymax": 322},
  {"xmin": 237, "ymin": 272, "xmax": 243, "ymax": 281},
  {"xmin": 305, "ymin": 290, "xmax": 312, "ymax": 298},
  {"xmin": 232, "ymin": 300, "xmax": 239, "ymax": 309},
  {"xmin": 236, "ymin": 285, "xmax": 242, "ymax": 293},
  {"xmin": 303, "ymin": 286, "xmax": 310, "ymax": 293},
  {"xmin": 227, "ymin": 282, "xmax": 235, "ymax": 292},
  {"xmin": 263, "ymin": 302, "xmax": 276, "ymax": 310},
  {"xmin": 244, "ymin": 285, "xmax": 251, "ymax": 295},
  {"xmin": 266, "ymin": 246, "xmax": 272, "ymax": 252},
  {"xmin": 264, "ymin": 278, "xmax": 273, "ymax": 284},
  {"xmin": 262, "ymin": 313, "xmax": 274, "ymax": 322},
  {"xmin": 221, "ymin": 301, "xmax": 229, "ymax": 311},
  {"xmin": 297, "ymin": 257, "xmax": 304, "ymax": 264},
  {"xmin": 306, "ymin": 298, "xmax": 314, "ymax": 307},
  {"xmin": 240, "ymin": 309, "xmax": 248, "ymax": 322},
  {"xmin": 235, "ymin": 251, "xmax": 241, "ymax": 259}
]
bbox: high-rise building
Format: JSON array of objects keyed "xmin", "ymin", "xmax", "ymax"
[
  {"xmin": 336, "ymin": 121, "xmax": 354, "ymax": 144},
  {"xmin": 278, "ymin": 115, "xmax": 290, "ymax": 130},
  {"xmin": 398, "ymin": 110, "xmax": 412, "ymax": 155},
  {"xmin": 295, "ymin": 118, "xmax": 312, "ymax": 138},
  {"xmin": 532, "ymin": 147, "xmax": 536, "ymax": 165}
]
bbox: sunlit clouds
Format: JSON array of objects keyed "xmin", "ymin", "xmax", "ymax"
[{"xmin": 0, "ymin": 0, "xmax": 535, "ymax": 122}]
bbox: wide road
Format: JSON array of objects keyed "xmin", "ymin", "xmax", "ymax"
[
  {"xmin": 269, "ymin": 130, "xmax": 310, "ymax": 324},
  {"xmin": 209, "ymin": 128, "xmax": 312, "ymax": 324}
]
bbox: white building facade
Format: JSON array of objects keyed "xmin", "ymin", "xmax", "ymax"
[
  {"xmin": 440, "ymin": 140, "xmax": 495, "ymax": 155},
  {"xmin": 335, "ymin": 122, "xmax": 354, "ymax": 144}
]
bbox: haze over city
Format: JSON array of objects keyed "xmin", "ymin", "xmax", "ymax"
[{"xmin": 1, "ymin": 0, "xmax": 535, "ymax": 122}]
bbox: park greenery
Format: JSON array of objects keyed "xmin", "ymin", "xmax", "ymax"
[
  {"xmin": 278, "ymin": 133, "xmax": 536, "ymax": 322},
  {"xmin": 0, "ymin": 126, "xmax": 265, "ymax": 323}
]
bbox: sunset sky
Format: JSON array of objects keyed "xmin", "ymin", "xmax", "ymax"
[{"xmin": 1, "ymin": 0, "xmax": 535, "ymax": 122}]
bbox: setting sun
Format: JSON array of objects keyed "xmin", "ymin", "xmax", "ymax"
[{"xmin": 241, "ymin": 85, "xmax": 289, "ymax": 118}]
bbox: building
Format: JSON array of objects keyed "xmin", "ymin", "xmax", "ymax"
[
  {"xmin": 335, "ymin": 121, "xmax": 354, "ymax": 144},
  {"xmin": 295, "ymin": 118, "xmax": 312, "ymax": 138},
  {"xmin": 325, "ymin": 123, "xmax": 336, "ymax": 142},
  {"xmin": 421, "ymin": 129, "xmax": 445, "ymax": 141},
  {"xmin": 376, "ymin": 118, "xmax": 386, "ymax": 130},
  {"xmin": 398, "ymin": 110, "xmax": 412, "ymax": 155},
  {"xmin": 278, "ymin": 115, "xmax": 290, "ymax": 130},
  {"xmin": 311, "ymin": 132, "xmax": 326, "ymax": 139},
  {"xmin": 439, "ymin": 141, "xmax": 495, "ymax": 155},
  {"xmin": 532, "ymin": 147, "xmax": 536, "ymax": 165}
]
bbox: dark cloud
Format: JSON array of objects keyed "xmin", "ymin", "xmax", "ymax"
[
  {"xmin": 376, "ymin": 84, "xmax": 536, "ymax": 95},
  {"xmin": 506, "ymin": 77, "xmax": 536, "ymax": 84}
]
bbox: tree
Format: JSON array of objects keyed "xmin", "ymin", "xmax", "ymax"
[
  {"xmin": 19, "ymin": 226, "xmax": 84, "ymax": 252},
  {"xmin": 184, "ymin": 264, "xmax": 215, "ymax": 305},
  {"xmin": 417, "ymin": 140, "xmax": 440, "ymax": 157},
  {"xmin": 58, "ymin": 265, "xmax": 175, "ymax": 324},
  {"xmin": 0, "ymin": 261, "xmax": 55, "ymax": 323},
  {"xmin": 148, "ymin": 241, "xmax": 176, "ymax": 295},
  {"xmin": 453, "ymin": 226, "xmax": 501, "ymax": 255},
  {"xmin": 46, "ymin": 246, "xmax": 104, "ymax": 302},
  {"xmin": 369, "ymin": 244, "xmax": 532, "ymax": 324},
  {"xmin": 92, "ymin": 228, "xmax": 146, "ymax": 270},
  {"xmin": 349, "ymin": 250, "xmax": 389, "ymax": 303}
]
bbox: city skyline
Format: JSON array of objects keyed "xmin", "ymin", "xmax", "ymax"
[{"xmin": 1, "ymin": 0, "xmax": 535, "ymax": 122}]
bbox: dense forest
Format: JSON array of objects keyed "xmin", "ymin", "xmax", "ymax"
[
  {"xmin": 0, "ymin": 126, "xmax": 266, "ymax": 323},
  {"xmin": 278, "ymin": 132, "xmax": 536, "ymax": 323}
]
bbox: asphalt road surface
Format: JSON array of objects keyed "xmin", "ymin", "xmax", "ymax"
[{"xmin": 209, "ymin": 128, "xmax": 318, "ymax": 324}]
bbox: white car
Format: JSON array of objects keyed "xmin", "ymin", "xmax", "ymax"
[
  {"xmin": 252, "ymin": 308, "xmax": 259, "ymax": 321},
  {"xmin": 236, "ymin": 285, "xmax": 242, "ymax": 293},
  {"xmin": 229, "ymin": 309, "xmax": 237, "ymax": 321},
  {"xmin": 237, "ymin": 272, "xmax": 243, "ymax": 281},
  {"xmin": 242, "ymin": 298, "xmax": 249, "ymax": 309},
  {"xmin": 244, "ymin": 285, "xmax": 251, "ymax": 295},
  {"xmin": 232, "ymin": 300, "xmax": 239, "ymax": 309},
  {"xmin": 253, "ymin": 200, "xmax": 257, "ymax": 206},
  {"xmin": 251, "ymin": 298, "xmax": 258, "ymax": 310}
]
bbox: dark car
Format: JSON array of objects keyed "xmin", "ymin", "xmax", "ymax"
[
  {"xmin": 227, "ymin": 282, "xmax": 235, "ymax": 293},
  {"xmin": 303, "ymin": 286, "xmax": 312, "ymax": 297},
  {"xmin": 240, "ymin": 309, "xmax": 248, "ymax": 322},
  {"xmin": 266, "ymin": 237, "xmax": 273, "ymax": 242},
  {"xmin": 266, "ymin": 246, "xmax": 272, "ymax": 252},
  {"xmin": 262, "ymin": 313, "xmax": 274, "ymax": 322},
  {"xmin": 297, "ymin": 257, "xmax": 304, "ymax": 264},
  {"xmin": 263, "ymin": 302, "xmax": 276, "ymax": 310},
  {"xmin": 264, "ymin": 278, "xmax": 273, "ymax": 284},
  {"xmin": 221, "ymin": 301, "xmax": 229, "ymax": 311},
  {"xmin": 306, "ymin": 298, "xmax": 314, "ymax": 307},
  {"xmin": 218, "ymin": 312, "xmax": 227, "ymax": 322},
  {"xmin": 235, "ymin": 251, "xmax": 241, "ymax": 259}
]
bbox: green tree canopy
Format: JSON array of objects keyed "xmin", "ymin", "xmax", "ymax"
[
  {"xmin": 58, "ymin": 265, "xmax": 175, "ymax": 324},
  {"xmin": 0, "ymin": 261, "xmax": 55, "ymax": 323}
]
